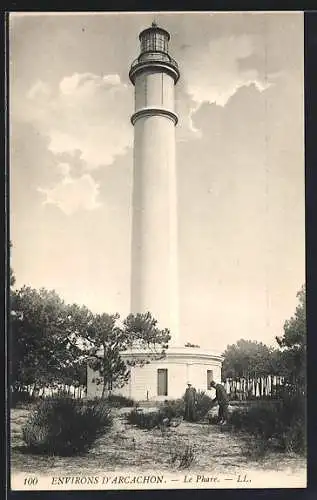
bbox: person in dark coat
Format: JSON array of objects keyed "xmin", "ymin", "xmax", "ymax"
[
  {"xmin": 210, "ymin": 380, "xmax": 229, "ymax": 424},
  {"xmin": 184, "ymin": 383, "xmax": 197, "ymax": 422}
]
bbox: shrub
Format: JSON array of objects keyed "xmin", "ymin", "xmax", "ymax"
[
  {"xmin": 106, "ymin": 394, "xmax": 135, "ymax": 407},
  {"xmin": 282, "ymin": 418, "xmax": 306, "ymax": 453},
  {"xmin": 126, "ymin": 409, "xmax": 162, "ymax": 430},
  {"xmin": 207, "ymin": 413, "xmax": 219, "ymax": 425},
  {"xmin": 194, "ymin": 391, "xmax": 214, "ymax": 421},
  {"xmin": 169, "ymin": 441, "xmax": 197, "ymax": 469},
  {"xmin": 22, "ymin": 396, "xmax": 112, "ymax": 456},
  {"xmin": 230, "ymin": 401, "xmax": 282, "ymax": 438},
  {"xmin": 279, "ymin": 393, "xmax": 306, "ymax": 453},
  {"xmin": 229, "ymin": 393, "xmax": 306, "ymax": 455},
  {"xmin": 159, "ymin": 399, "xmax": 185, "ymax": 420},
  {"xmin": 159, "ymin": 392, "xmax": 216, "ymax": 423},
  {"xmin": 127, "ymin": 399, "xmax": 185, "ymax": 430},
  {"xmin": 11, "ymin": 390, "xmax": 37, "ymax": 408},
  {"xmin": 127, "ymin": 392, "xmax": 216, "ymax": 428}
]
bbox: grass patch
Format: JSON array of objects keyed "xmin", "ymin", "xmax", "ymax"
[{"xmin": 168, "ymin": 440, "xmax": 197, "ymax": 469}]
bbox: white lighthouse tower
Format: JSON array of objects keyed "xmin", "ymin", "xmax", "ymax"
[
  {"xmin": 129, "ymin": 22, "xmax": 180, "ymax": 345},
  {"xmin": 87, "ymin": 23, "xmax": 223, "ymax": 401}
]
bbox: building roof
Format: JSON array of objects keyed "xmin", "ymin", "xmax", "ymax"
[{"xmin": 139, "ymin": 23, "xmax": 171, "ymax": 42}]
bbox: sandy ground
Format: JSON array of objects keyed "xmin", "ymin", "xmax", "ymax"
[{"xmin": 10, "ymin": 406, "xmax": 306, "ymax": 479}]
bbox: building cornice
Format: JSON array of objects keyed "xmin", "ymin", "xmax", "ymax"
[
  {"xmin": 119, "ymin": 347, "xmax": 223, "ymax": 364},
  {"xmin": 131, "ymin": 106, "xmax": 178, "ymax": 126},
  {"xmin": 129, "ymin": 60, "xmax": 180, "ymax": 85}
]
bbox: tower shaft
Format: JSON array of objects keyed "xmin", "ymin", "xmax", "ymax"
[{"xmin": 129, "ymin": 24, "xmax": 180, "ymax": 344}]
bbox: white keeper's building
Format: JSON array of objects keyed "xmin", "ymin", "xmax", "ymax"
[{"xmin": 87, "ymin": 347, "xmax": 222, "ymax": 402}]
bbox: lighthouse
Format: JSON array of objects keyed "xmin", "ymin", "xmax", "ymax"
[
  {"xmin": 129, "ymin": 22, "xmax": 180, "ymax": 344},
  {"xmin": 87, "ymin": 23, "xmax": 223, "ymax": 401}
]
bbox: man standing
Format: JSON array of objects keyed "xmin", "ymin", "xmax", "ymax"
[
  {"xmin": 210, "ymin": 380, "xmax": 229, "ymax": 424},
  {"xmin": 184, "ymin": 382, "xmax": 197, "ymax": 422}
]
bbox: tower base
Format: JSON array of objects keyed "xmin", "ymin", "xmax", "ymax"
[{"xmin": 87, "ymin": 347, "xmax": 223, "ymax": 402}]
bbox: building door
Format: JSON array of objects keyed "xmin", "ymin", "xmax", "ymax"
[
  {"xmin": 157, "ymin": 369, "xmax": 168, "ymax": 396},
  {"xmin": 207, "ymin": 370, "xmax": 213, "ymax": 390}
]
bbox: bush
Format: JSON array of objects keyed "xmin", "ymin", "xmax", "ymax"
[
  {"xmin": 11, "ymin": 390, "xmax": 37, "ymax": 408},
  {"xmin": 169, "ymin": 442, "xmax": 196, "ymax": 469},
  {"xmin": 127, "ymin": 392, "xmax": 220, "ymax": 428},
  {"xmin": 127, "ymin": 399, "xmax": 185, "ymax": 430},
  {"xmin": 126, "ymin": 409, "xmax": 162, "ymax": 430},
  {"xmin": 22, "ymin": 396, "xmax": 112, "ymax": 456},
  {"xmin": 229, "ymin": 393, "xmax": 306, "ymax": 455},
  {"xmin": 106, "ymin": 394, "xmax": 135, "ymax": 407},
  {"xmin": 194, "ymin": 391, "xmax": 214, "ymax": 421},
  {"xmin": 278, "ymin": 393, "xmax": 306, "ymax": 453},
  {"xmin": 230, "ymin": 402, "xmax": 281, "ymax": 438},
  {"xmin": 159, "ymin": 399, "xmax": 185, "ymax": 420}
]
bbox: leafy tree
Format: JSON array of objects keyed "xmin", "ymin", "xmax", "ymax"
[
  {"xmin": 10, "ymin": 287, "xmax": 83, "ymax": 392},
  {"xmin": 10, "ymin": 280, "xmax": 172, "ymax": 399},
  {"xmin": 81, "ymin": 312, "xmax": 130, "ymax": 398},
  {"xmin": 123, "ymin": 311, "xmax": 170, "ymax": 353},
  {"xmin": 82, "ymin": 311, "xmax": 171, "ymax": 398},
  {"xmin": 61, "ymin": 359, "xmax": 87, "ymax": 390},
  {"xmin": 276, "ymin": 285, "xmax": 306, "ymax": 390},
  {"xmin": 222, "ymin": 339, "xmax": 277, "ymax": 381}
]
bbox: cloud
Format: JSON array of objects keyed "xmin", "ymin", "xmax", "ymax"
[
  {"xmin": 58, "ymin": 72, "xmax": 122, "ymax": 95},
  {"xmin": 27, "ymin": 80, "xmax": 51, "ymax": 100},
  {"xmin": 18, "ymin": 72, "xmax": 133, "ymax": 170},
  {"xmin": 188, "ymin": 102, "xmax": 202, "ymax": 135},
  {"xmin": 178, "ymin": 34, "xmax": 272, "ymax": 133},
  {"xmin": 38, "ymin": 162, "xmax": 102, "ymax": 215},
  {"xmin": 57, "ymin": 162, "xmax": 71, "ymax": 176}
]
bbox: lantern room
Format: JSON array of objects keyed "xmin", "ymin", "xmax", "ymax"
[
  {"xmin": 139, "ymin": 21, "xmax": 170, "ymax": 54},
  {"xmin": 129, "ymin": 21, "xmax": 180, "ymax": 85}
]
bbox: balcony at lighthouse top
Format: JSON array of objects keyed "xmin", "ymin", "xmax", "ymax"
[{"xmin": 129, "ymin": 21, "xmax": 180, "ymax": 85}]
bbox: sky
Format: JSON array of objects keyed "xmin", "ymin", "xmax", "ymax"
[{"xmin": 9, "ymin": 12, "xmax": 305, "ymax": 353}]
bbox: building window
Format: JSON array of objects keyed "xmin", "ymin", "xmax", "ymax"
[
  {"xmin": 141, "ymin": 32, "xmax": 168, "ymax": 54},
  {"xmin": 156, "ymin": 33, "xmax": 168, "ymax": 52},
  {"xmin": 207, "ymin": 370, "xmax": 213, "ymax": 390},
  {"xmin": 157, "ymin": 369, "xmax": 168, "ymax": 396},
  {"xmin": 141, "ymin": 33, "xmax": 155, "ymax": 52}
]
